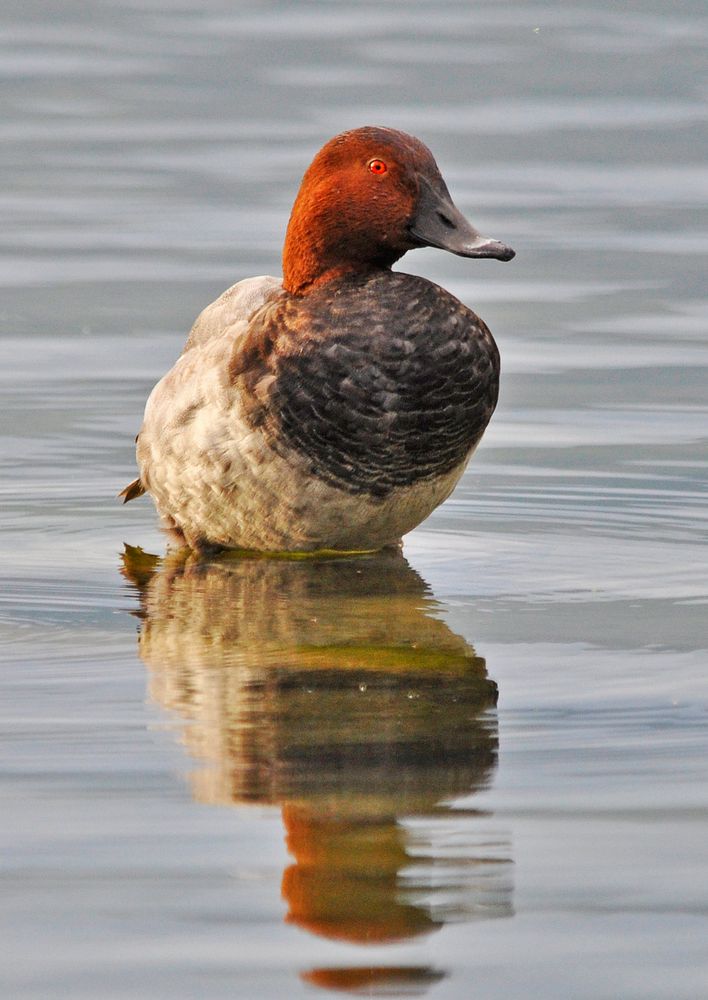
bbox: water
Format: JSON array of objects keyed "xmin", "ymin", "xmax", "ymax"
[{"xmin": 2, "ymin": 1, "xmax": 707, "ymax": 997}]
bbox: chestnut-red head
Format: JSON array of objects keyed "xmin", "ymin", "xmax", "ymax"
[{"xmin": 282, "ymin": 126, "xmax": 514, "ymax": 295}]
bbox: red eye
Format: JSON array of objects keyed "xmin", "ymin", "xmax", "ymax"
[{"xmin": 368, "ymin": 159, "xmax": 387, "ymax": 175}]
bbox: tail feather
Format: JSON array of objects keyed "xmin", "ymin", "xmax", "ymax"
[{"xmin": 119, "ymin": 477, "xmax": 146, "ymax": 503}]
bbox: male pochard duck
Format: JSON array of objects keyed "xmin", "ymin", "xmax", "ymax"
[{"xmin": 121, "ymin": 126, "xmax": 514, "ymax": 553}]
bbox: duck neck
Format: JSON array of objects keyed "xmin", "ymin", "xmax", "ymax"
[
  {"xmin": 281, "ymin": 189, "xmax": 401, "ymax": 296},
  {"xmin": 283, "ymin": 257, "xmax": 382, "ymax": 296}
]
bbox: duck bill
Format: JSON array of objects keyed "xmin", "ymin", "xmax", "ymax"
[{"xmin": 409, "ymin": 175, "xmax": 515, "ymax": 262}]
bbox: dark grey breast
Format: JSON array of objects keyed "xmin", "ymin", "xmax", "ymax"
[{"xmin": 231, "ymin": 271, "xmax": 500, "ymax": 499}]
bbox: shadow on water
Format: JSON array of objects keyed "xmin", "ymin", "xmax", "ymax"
[{"xmin": 122, "ymin": 546, "xmax": 513, "ymax": 995}]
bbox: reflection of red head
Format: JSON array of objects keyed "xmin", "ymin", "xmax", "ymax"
[
  {"xmin": 281, "ymin": 804, "xmax": 439, "ymax": 944},
  {"xmin": 302, "ymin": 965, "xmax": 445, "ymax": 994}
]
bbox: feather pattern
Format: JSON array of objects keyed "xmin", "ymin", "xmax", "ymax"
[{"xmin": 128, "ymin": 272, "xmax": 498, "ymax": 552}]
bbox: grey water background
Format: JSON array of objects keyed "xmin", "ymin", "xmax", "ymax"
[{"xmin": 2, "ymin": 1, "xmax": 707, "ymax": 997}]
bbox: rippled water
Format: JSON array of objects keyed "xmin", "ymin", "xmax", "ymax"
[{"xmin": 2, "ymin": 2, "xmax": 707, "ymax": 998}]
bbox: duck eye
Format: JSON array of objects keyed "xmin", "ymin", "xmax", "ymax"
[{"xmin": 368, "ymin": 159, "xmax": 388, "ymax": 175}]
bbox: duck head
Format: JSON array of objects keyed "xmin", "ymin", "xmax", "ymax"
[{"xmin": 283, "ymin": 125, "xmax": 515, "ymax": 295}]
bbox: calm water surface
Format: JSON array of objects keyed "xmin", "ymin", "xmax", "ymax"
[{"xmin": 2, "ymin": 1, "xmax": 707, "ymax": 997}]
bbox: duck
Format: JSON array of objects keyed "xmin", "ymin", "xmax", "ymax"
[{"xmin": 120, "ymin": 126, "xmax": 514, "ymax": 553}]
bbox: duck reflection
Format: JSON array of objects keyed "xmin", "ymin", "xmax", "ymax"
[{"xmin": 122, "ymin": 546, "xmax": 512, "ymax": 990}]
